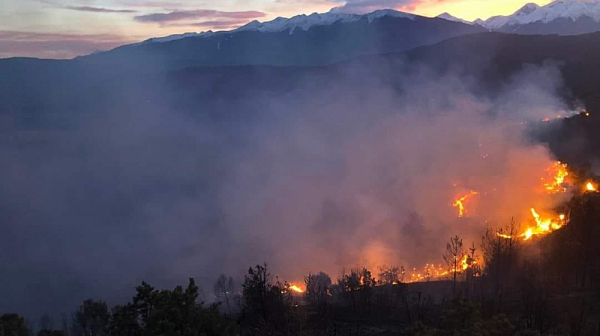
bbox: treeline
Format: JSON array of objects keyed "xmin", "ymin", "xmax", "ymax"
[{"xmin": 3, "ymin": 193, "xmax": 600, "ymax": 336}]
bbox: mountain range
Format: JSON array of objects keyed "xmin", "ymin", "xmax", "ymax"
[
  {"xmin": 477, "ymin": 0, "xmax": 600, "ymax": 35},
  {"xmin": 79, "ymin": 10, "xmax": 484, "ymax": 70},
  {"xmin": 65, "ymin": 1, "xmax": 600, "ymax": 71}
]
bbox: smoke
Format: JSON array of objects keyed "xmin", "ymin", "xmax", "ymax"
[
  {"xmin": 218, "ymin": 62, "xmax": 574, "ymax": 282},
  {"xmin": 0, "ymin": 59, "xmax": 574, "ymax": 320}
]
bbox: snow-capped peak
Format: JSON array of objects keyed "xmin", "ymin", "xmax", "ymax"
[
  {"xmin": 515, "ymin": 2, "xmax": 541, "ymax": 15},
  {"xmin": 436, "ymin": 12, "xmax": 473, "ymax": 25},
  {"xmin": 235, "ymin": 9, "xmax": 416, "ymax": 34},
  {"xmin": 481, "ymin": 1, "xmax": 600, "ymax": 30},
  {"xmin": 481, "ymin": 3, "xmax": 540, "ymax": 30},
  {"xmin": 142, "ymin": 31, "xmax": 213, "ymax": 44}
]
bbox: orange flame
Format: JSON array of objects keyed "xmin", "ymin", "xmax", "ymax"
[
  {"xmin": 542, "ymin": 161, "xmax": 569, "ymax": 194},
  {"xmin": 585, "ymin": 181, "xmax": 597, "ymax": 193},
  {"xmin": 453, "ymin": 191, "xmax": 478, "ymax": 217},
  {"xmin": 289, "ymin": 284, "xmax": 304, "ymax": 293},
  {"xmin": 409, "ymin": 255, "xmax": 477, "ymax": 283},
  {"xmin": 496, "ymin": 208, "xmax": 565, "ymax": 241}
]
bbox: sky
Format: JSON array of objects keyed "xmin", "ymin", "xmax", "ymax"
[{"xmin": 0, "ymin": 0, "xmax": 555, "ymax": 59}]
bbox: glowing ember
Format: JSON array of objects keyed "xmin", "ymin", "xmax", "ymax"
[
  {"xmin": 453, "ymin": 191, "xmax": 478, "ymax": 217},
  {"xmin": 409, "ymin": 255, "xmax": 477, "ymax": 283}
]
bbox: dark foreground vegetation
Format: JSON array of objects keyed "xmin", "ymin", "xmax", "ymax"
[{"xmin": 2, "ymin": 191, "xmax": 600, "ymax": 336}]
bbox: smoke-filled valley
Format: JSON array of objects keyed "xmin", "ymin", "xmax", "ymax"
[{"xmin": 4, "ymin": 27, "xmax": 600, "ymax": 335}]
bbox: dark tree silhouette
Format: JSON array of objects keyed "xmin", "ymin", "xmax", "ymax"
[
  {"xmin": 37, "ymin": 331, "xmax": 66, "ymax": 336},
  {"xmin": 0, "ymin": 314, "xmax": 29, "ymax": 336},
  {"xmin": 38, "ymin": 314, "xmax": 53, "ymax": 332},
  {"xmin": 305, "ymin": 272, "xmax": 332, "ymax": 313},
  {"xmin": 71, "ymin": 300, "xmax": 109, "ymax": 336},
  {"xmin": 107, "ymin": 278, "xmax": 235, "ymax": 336},
  {"xmin": 443, "ymin": 235, "xmax": 464, "ymax": 295},
  {"xmin": 214, "ymin": 273, "xmax": 235, "ymax": 314}
]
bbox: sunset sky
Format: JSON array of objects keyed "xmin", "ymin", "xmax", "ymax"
[{"xmin": 1, "ymin": 0, "xmax": 553, "ymax": 59}]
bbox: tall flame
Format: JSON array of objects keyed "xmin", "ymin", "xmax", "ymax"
[
  {"xmin": 476, "ymin": 160, "xmax": 570, "ymax": 241},
  {"xmin": 453, "ymin": 191, "xmax": 478, "ymax": 217},
  {"xmin": 495, "ymin": 208, "xmax": 565, "ymax": 240}
]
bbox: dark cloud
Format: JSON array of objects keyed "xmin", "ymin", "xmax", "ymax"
[
  {"xmin": 134, "ymin": 9, "xmax": 266, "ymax": 24},
  {"xmin": 65, "ymin": 6, "xmax": 137, "ymax": 13},
  {"xmin": 0, "ymin": 31, "xmax": 134, "ymax": 59}
]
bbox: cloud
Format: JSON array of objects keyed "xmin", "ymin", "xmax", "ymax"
[
  {"xmin": 65, "ymin": 6, "xmax": 137, "ymax": 13},
  {"xmin": 170, "ymin": 20, "xmax": 251, "ymax": 29},
  {"xmin": 113, "ymin": 0, "xmax": 186, "ymax": 7},
  {"xmin": 0, "ymin": 31, "xmax": 135, "ymax": 59},
  {"xmin": 329, "ymin": 0, "xmax": 415, "ymax": 14},
  {"xmin": 134, "ymin": 9, "xmax": 267, "ymax": 24}
]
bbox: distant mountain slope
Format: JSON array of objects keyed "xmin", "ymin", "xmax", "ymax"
[
  {"xmin": 3, "ymin": 32, "xmax": 600, "ymax": 168},
  {"xmin": 481, "ymin": 1, "xmax": 600, "ymax": 35},
  {"xmin": 78, "ymin": 10, "xmax": 485, "ymax": 69},
  {"xmin": 396, "ymin": 32, "xmax": 600, "ymax": 111},
  {"xmin": 5, "ymin": 32, "xmax": 600, "ymax": 119}
]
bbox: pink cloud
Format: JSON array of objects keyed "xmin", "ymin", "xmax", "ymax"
[
  {"xmin": 65, "ymin": 6, "xmax": 137, "ymax": 13},
  {"xmin": 0, "ymin": 31, "xmax": 135, "ymax": 59}
]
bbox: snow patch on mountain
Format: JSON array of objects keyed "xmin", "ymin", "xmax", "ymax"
[
  {"xmin": 141, "ymin": 31, "xmax": 214, "ymax": 44},
  {"xmin": 436, "ymin": 12, "xmax": 473, "ymax": 25},
  {"xmin": 482, "ymin": 1, "xmax": 600, "ymax": 30},
  {"xmin": 482, "ymin": 3, "xmax": 540, "ymax": 30},
  {"xmin": 235, "ymin": 9, "xmax": 416, "ymax": 34}
]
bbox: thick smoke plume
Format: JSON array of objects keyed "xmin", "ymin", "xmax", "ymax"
[
  {"xmin": 0, "ymin": 61, "xmax": 573, "ymax": 320},
  {"xmin": 220, "ymin": 63, "xmax": 574, "ymax": 282}
]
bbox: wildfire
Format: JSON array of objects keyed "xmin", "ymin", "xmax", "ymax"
[
  {"xmin": 409, "ymin": 255, "xmax": 478, "ymax": 283},
  {"xmin": 542, "ymin": 161, "xmax": 569, "ymax": 194},
  {"xmin": 496, "ymin": 208, "xmax": 566, "ymax": 241},
  {"xmin": 585, "ymin": 181, "xmax": 598, "ymax": 192},
  {"xmin": 409, "ymin": 264, "xmax": 448, "ymax": 282},
  {"xmin": 453, "ymin": 191, "xmax": 478, "ymax": 217},
  {"xmin": 526, "ymin": 208, "xmax": 565, "ymax": 239},
  {"xmin": 289, "ymin": 284, "xmax": 304, "ymax": 293}
]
